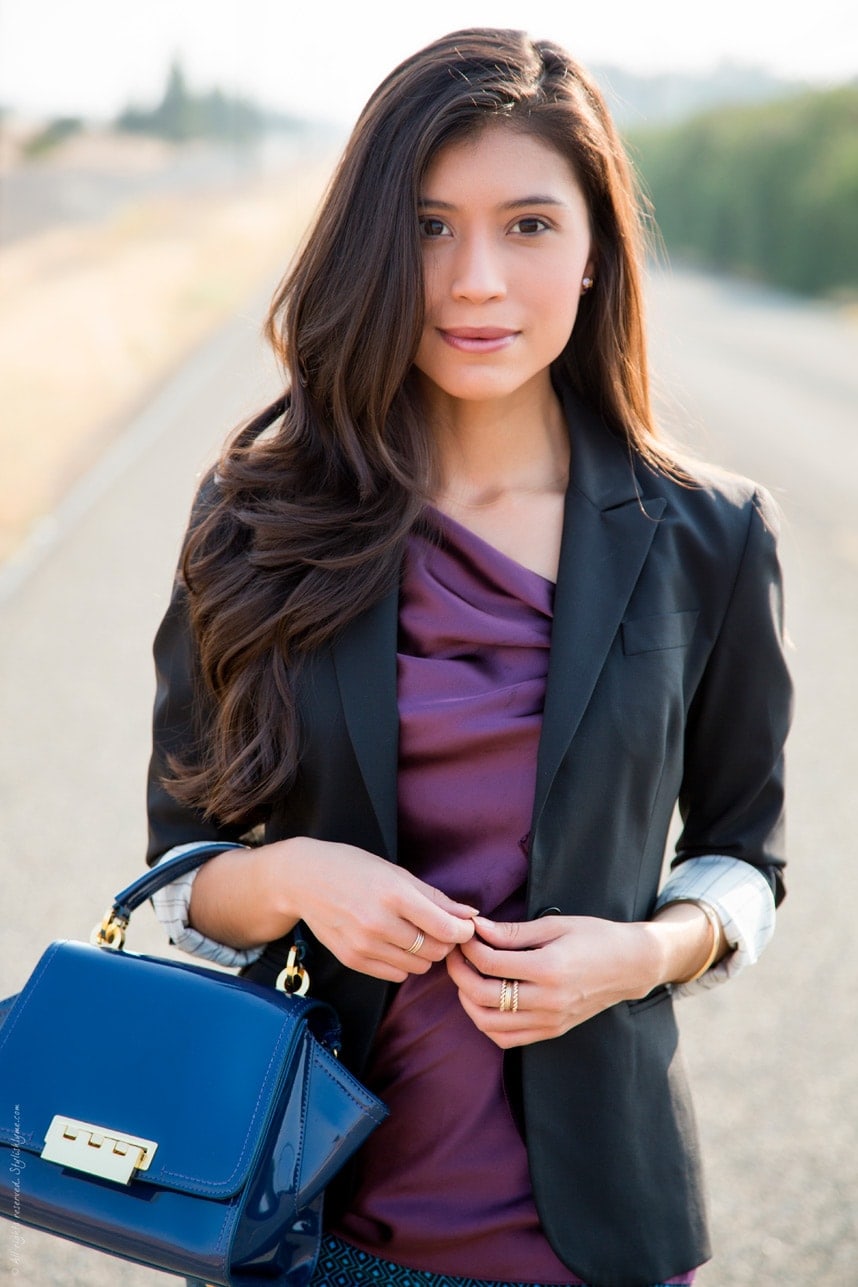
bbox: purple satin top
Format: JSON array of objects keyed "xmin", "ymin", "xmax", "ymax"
[{"xmin": 334, "ymin": 510, "xmax": 695, "ymax": 1286}]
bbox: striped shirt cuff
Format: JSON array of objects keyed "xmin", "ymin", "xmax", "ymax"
[
  {"xmin": 655, "ymin": 854, "xmax": 776, "ymax": 997},
  {"xmin": 150, "ymin": 842, "xmax": 266, "ymax": 968}
]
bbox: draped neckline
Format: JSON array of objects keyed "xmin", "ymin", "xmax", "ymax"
[{"xmin": 425, "ymin": 503, "xmax": 558, "ymax": 592}]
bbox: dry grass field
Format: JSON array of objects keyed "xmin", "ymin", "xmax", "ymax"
[{"xmin": 0, "ymin": 136, "xmax": 334, "ymax": 561}]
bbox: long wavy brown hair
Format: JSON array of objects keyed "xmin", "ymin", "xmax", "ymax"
[{"xmin": 168, "ymin": 27, "xmax": 668, "ymax": 824}]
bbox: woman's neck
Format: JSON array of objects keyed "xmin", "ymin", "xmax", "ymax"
[{"xmin": 425, "ymin": 375, "xmax": 570, "ymax": 508}]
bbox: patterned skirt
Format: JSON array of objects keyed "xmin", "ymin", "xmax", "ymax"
[
  {"xmin": 306, "ymin": 1233, "xmax": 685, "ymax": 1287},
  {"xmin": 184, "ymin": 1232, "xmax": 688, "ymax": 1286}
]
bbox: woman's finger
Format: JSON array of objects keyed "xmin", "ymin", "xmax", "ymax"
[
  {"xmin": 454, "ymin": 982, "xmax": 548, "ymax": 1033},
  {"xmin": 473, "ymin": 915, "xmax": 562, "ymax": 948},
  {"xmin": 400, "ymin": 888, "xmax": 478, "ymax": 946},
  {"xmin": 359, "ymin": 957, "xmax": 411, "ymax": 984},
  {"xmin": 446, "ymin": 945, "xmax": 528, "ymax": 1006},
  {"xmin": 459, "ymin": 932, "xmax": 547, "ymax": 981},
  {"xmin": 482, "ymin": 1026, "xmax": 552, "ymax": 1050},
  {"xmin": 428, "ymin": 885, "xmax": 481, "ymax": 920},
  {"xmin": 395, "ymin": 924, "xmax": 455, "ymax": 964},
  {"xmin": 453, "ymin": 981, "xmax": 577, "ymax": 1049}
]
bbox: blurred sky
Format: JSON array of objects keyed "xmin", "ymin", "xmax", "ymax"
[{"xmin": 1, "ymin": 0, "xmax": 856, "ymax": 126}]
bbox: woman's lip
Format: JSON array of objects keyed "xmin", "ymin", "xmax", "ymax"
[
  {"xmin": 438, "ymin": 327, "xmax": 518, "ymax": 352},
  {"xmin": 441, "ymin": 327, "xmax": 517, "ymax": 339}
]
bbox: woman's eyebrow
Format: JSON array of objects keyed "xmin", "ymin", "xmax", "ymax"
[{"xmin": 417, "ymin": 195, "xmax": 568, "ymax": 210}]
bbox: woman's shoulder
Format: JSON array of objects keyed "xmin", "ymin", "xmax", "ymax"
[{"xmin": 641, "ymin": 449, "xmax": 781, "ymax": 545}]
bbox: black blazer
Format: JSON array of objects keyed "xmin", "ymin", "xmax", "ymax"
[{"xmin": 147, "ymin": 388, "xmax": 791, "ymax": 1287}]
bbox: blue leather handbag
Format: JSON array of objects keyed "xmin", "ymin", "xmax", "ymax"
[{"xmin": 0, "ymin": 848, "xmax": 387, "ymax": 1286}]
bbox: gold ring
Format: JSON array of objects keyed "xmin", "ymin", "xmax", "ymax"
[
  {"xmin": 499, "ymin": 978, "xmax": 513, "ymax": 1012},
  {"xmin": 511, "ymin": 980, "xmax": 519, "ymax": 1013},
  {"xmin": 406, "ymin": 929, "xmax": 425, "ymax": 956}
]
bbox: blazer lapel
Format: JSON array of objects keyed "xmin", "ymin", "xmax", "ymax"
[
  {"xmin": 331, "ymin": 583, "xmax": 400, "ymax": 861},
  {"xmin": 531, "ymin": 393, "xmax": 666, "ymax": 833}
]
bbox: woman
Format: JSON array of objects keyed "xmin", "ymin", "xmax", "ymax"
[{"xmin": 147, "ymin": 28, "xmax": 791, "ymax": 1287}]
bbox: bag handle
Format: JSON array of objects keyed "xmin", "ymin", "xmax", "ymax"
[
  {"xmin": 90, "ymin": 844, "xmax": 310, "ymax": 996},
  {"xmin": 107, "ymin": 843, "xmax": 243, "ymax": 920}
]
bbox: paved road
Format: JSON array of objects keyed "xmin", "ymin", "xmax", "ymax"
[
  {"xmin": 0, "ymin": 268, "xmax": 855, "ymax": 1284},
  {"xmin": 646, "ymin": 271, "xmax": 858, "ymax": 1283}
]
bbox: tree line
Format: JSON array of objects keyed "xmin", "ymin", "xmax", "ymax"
[
  {"xmin": 21, "ymin": 60, "xmax": 309, "ymax": 158},
  {"xmin": 629, "ymin": 83, "xmax": 858, "ymax": 298},
  {"xmin": 116, "ymin": 60, "xmax": 306, "ymax": 143}
]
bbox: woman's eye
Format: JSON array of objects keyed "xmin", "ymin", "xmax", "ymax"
[
  {"xmin": 419, "ymin": 217, "xmax": 451, "ymax": 239},
  {"xmin": 511, "ymin": 216, "xmax": 549, "ymax": 235}
]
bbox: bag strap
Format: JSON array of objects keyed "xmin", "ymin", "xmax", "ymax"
[
  {"xmin": 89, "ymin": 842, "xmax": 241, "ymax": 950},
  {"xmin": 90, "ymin": 843, "xmax": 317, "ymax": 1002},
  {"xmin": 112, "ymin": 843, "xmax": 243, "ymax": 918}
]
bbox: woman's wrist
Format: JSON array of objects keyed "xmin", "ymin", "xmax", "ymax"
[
  {"xmin": 643, "ymin": 901, "xmax": 728, "ymax": 989},
  {"xmin": 188, "ymin": 839, "xmax": 303, "ymax": 947},
  {"xmin": 262, "ymin": 836, "xmax": 315, "ymax": 930}
]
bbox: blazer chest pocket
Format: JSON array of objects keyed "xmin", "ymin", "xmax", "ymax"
[
  {"xmin": 603, "ymin": 611, "xmax": 699, "ymax": 764},
  {"xmin": 621, "ymin": 610, "xmax": 699, "ymax": 655}
]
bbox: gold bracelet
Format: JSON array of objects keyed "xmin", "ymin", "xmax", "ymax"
[{"xmin": 672, "ymin": 900, "xmax": 723, "ymax": 985}]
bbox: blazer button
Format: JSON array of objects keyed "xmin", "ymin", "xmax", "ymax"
[{"xmin": 537, "ymin": 906, "xmax": 562, "ymax": 918}]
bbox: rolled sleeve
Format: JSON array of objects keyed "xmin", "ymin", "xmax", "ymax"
[
  {"xmin": 655, "ymin": 853, "xmax": 776, "ymax": 997},
  {"xmin": 150, "ymin": 842, "xmax": 265, "ymax": 968}
]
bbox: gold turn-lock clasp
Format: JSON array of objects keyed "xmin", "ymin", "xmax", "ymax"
[
  {"xmin": 90, "ymin": 908, "xmax": 128, "ymax": 950},
  {"xmin": 42, "ymin": 1116, "xmax": 158, "ymax": 1185}
]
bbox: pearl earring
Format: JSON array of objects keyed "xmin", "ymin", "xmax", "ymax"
[{"xmin": 581, "ymin": 276, "xmax": 594, "ymax": 294}]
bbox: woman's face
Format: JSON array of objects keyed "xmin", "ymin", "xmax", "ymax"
[{"xmin": 413, "ymin": 124, "xmax": 594, "ymax": 409}]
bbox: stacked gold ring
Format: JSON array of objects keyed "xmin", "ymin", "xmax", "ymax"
[
  {"xmin": 406, "ymin": 929, "xmax": 425, "ymax": 956},
  {"xmin": 499, "ymin": 979, "xmax": 520, "ymax": 1013}
]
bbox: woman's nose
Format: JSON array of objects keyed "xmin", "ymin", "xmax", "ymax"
[{"xmin": 450, "ymin": 235, "xmax": 506, "ymax": 302}]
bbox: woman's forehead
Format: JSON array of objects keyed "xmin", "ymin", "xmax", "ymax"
[{"xmin": 420, "ymin": 124, "xmax": 585, "ymax": 204}]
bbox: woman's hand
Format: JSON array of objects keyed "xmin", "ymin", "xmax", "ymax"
[
  {"xmin": 277, "ymin": 838, "xmax": 479, "ymax": 983},
  {"xmin": 446, "ymin": 914, "xmax": 661, "ymax": 1048},
  {"xmin": 188, "ymin": 838, "xmax": 478, "ymax": 982}
]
